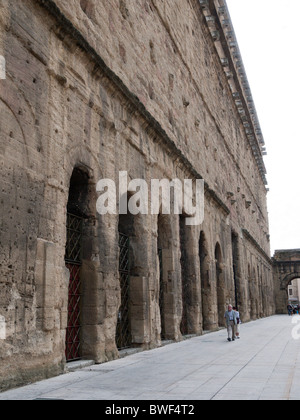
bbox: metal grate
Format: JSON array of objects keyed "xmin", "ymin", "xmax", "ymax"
[
  {"xmin": 116, "ymin": 233, "xmax": 131, "ymax": 350},
  {"xmin": 65, "ymin": 213, "xmax": 83, "ymax": 264},
  {"xmin": 158, "ymin": 247, "xmax": 166, "ymax": 340},
  {"xmin": 65, "ymin": 213, "xmax": 83, "ymax": 362},
  {"xmin": 180, "ymin": 219, "xmax": 190, "ymax": 336},
  {"xmin": 180, "ymin": 273, "xmax": 189, "ymax": 335}
]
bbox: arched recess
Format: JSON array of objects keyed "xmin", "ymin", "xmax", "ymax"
[
  {"xmin": 257, "ymin": 264, "xmax": 264, "ymax": 318},
  {"xmin": 274, "ymin": 270, "xmax": 300, "ymax": 314},
  {"xmin": 117, "ymin": 211, "xmax": 134, "ymax": 350},
  {"xmin": 215, "ymin": 243, "xmax": 225, "ymax": 327},
  {"xmin": 0, "ymin": 79, "xmax": 42, "ymax": 172},
  {"xmin": 281, "ymin": 272, "xmax": 300, "ymax": 293},
  {"xmin": 64, "ymin": 144, "xmax": 103, "ymax": 183},
  {"xmin": 248, "ymin": 264, "xmax": 255, "ymax": 320},
  {"xmin": 157, "ymin": 214, "xmax": 173, "ymax": 340},
  {"xmin": 252, "ymin": 267, "xmax": 259, "ymax": 319},
  {"xmin": 231, "ymin": 232, "xmax": 241, "ymax": 308},
  {"xmin": 65, "ymin": 165, "xmax": 98, "ymax": 362},
  {"xmin": 0, "ymin": 84, "xmax": 44, "ymax": 345},
  {"xmin": 180, "ymin": 215, "xmax": 190, "ymax": 335},
  {"xmin": 199, "ymin": 231, "xmax": 211, "ymax": 330},
  {"xmin": 0, "ymin": 97, "xmax": 29, "ymax": 165},
  {"xmin": 117, "ymin": 192, "xmax": 151, "ymax": 349},
  {"xmin": 262, "ymin": 265, "xmax": 269, "ymax": 316}
]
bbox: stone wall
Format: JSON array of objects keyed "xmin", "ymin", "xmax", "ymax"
[{"xmin": 0, "ymin": 0, "xmax": 274, "ymax": 391}]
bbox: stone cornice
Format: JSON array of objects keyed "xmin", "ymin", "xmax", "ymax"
[
  {"xmin": 273, "ymin": 260, "xmax": 300, "ymax": 266},
  {"xmin": 242, "ymin": 229, "xmax": 272, "ymax": 265},
  {"xmin": 199, "ymin": 0, "xmax": 268, "ymax": 186},
  {"xmin": 274, "ymin": 249, "xmax": 300, "ymax": 254}
]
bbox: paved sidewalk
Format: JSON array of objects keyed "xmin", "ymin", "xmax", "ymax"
[{"xmin": 1, "ymin": 315, "xmax": 300, "ymax": 400}]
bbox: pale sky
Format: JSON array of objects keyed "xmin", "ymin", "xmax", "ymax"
[{"xmin": 226, "ymin": 0, "xmax": 300, "ymax": 255}]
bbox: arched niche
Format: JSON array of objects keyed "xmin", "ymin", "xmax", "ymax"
[{"xmin": 215, "ymin": 242, "xmax": 225, "ymax": 327}]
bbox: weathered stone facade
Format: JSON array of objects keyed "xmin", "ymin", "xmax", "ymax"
[{"xmin": 0, "ymin": 0, "xmax": 275, "ymax": 391}]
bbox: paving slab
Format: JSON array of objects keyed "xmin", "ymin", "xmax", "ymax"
[{"xmin": 1, "ymin": 315, "xmax": 300, "ymax": 401}]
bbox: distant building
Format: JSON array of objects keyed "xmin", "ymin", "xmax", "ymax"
[
  {"xmin": 273, "ymin": 250, "xmax": 300, "ymax": 312},
  {"xmin": 288, "ymin": 279, "xmax": 300, "ymax": 306}
]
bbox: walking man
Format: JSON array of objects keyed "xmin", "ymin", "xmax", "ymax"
[
  {"xmin": 224, "ymin": 304, "xmax": 237, "ymax": 342},
  {"xmin": 233, "ymin": 306, "xmax": 241, "ymax": 339}
]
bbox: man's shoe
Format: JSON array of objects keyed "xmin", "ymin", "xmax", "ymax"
[{"xmin": 227, "ymin": 338, "xmax": 232, "ymax": 342}]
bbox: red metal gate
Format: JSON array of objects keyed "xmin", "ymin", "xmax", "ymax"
[{"xmin": 65, "ymin": 213, "xmax": 83, "ymax": 362}]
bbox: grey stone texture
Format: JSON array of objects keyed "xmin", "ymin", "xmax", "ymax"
[{"xmin": 0, "ymin": 0, "xmax": 281, "ymax": 392}]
